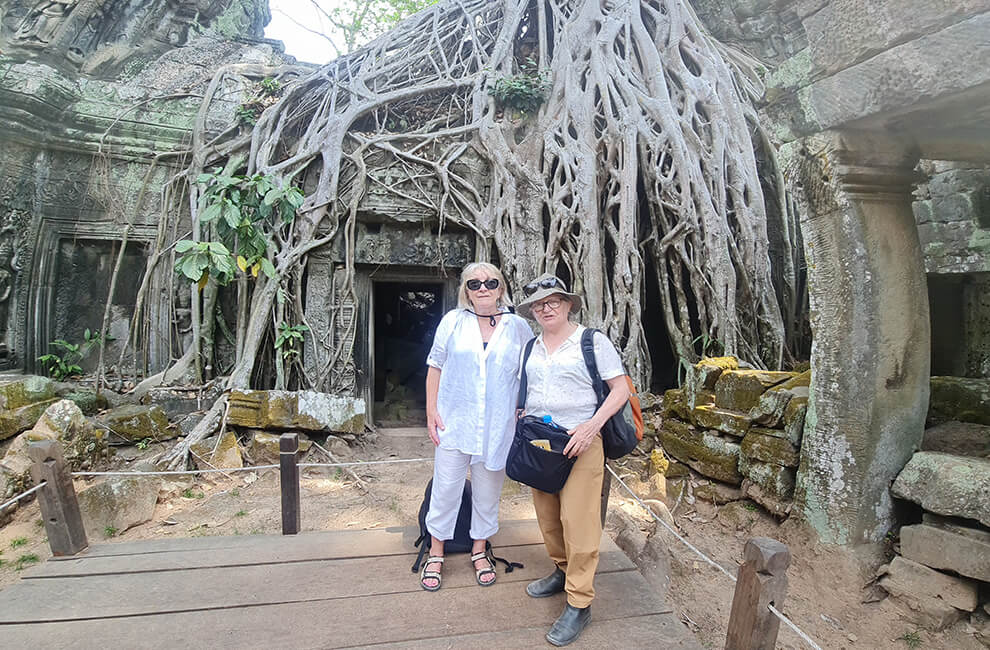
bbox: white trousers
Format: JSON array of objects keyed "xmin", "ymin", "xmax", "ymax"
[{"xmin": 425, "ymin": 446, "xmax": 506, "ymax": 541}]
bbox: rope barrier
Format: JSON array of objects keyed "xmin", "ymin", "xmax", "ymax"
[
  {"xmin": 0, "ymin": 481, "xmax": 47, "ymax": 513},
  {"xmin": 769, "ymin": 604, "xmax": 823, "ymax": 650},
  {"xmin": 299, "ymin": 458, "xmax": 433, "ymax": 469},
  {"xmin": 605, "ymin": 464, "xmax": 823, "ymax": 650},
  {"xmin": 72, "ymin": 465, "xmax": 279, "ymax": 477}
]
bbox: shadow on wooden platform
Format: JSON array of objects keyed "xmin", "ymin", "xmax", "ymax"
[{"xmin": 0, "ymin": 519, "xmax": 701, "ymax": 648}]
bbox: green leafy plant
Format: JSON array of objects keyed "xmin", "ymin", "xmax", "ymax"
[
  {"xmin": 10, "ymin": 537, "xmax": 28, "ymax": 548},
  {"xmin": 15, "ymin": 553, "xmax": 39, "ymax": 570},
  {"xmin": 488, "ymin": 58, "xmax": 551, "ymax": 115},
  {"xmin": 136, "ymin": 438, "xmax": 152, "ymax": 450},
  {"xmin": 898, "ymin": 631, "xmax": 922, "ymax": 649},
  {"xmin": 274, "ymin": 323, "xmax": 309, "ymax": 360},
  {"xmin": 230, "ymin": 488, "xmax": 240, "ymax": 497},
  {"xmin": 236, "ymin": 101, "xmax": 263, "ymax": 126},
  {"xmin": 37, "ymin": 340, "xmax": 83, "ymax": 379},
  {"xmin": 104, "ymin": 526, "xmax": 118, "ymax": 538},
  {"xmin": 259, "ymin": 77, "xmax": 281, "ymax": 96},
  {"xmin": 181, "ymin": 488, "xmax": 195, "ymax": 499},
  {"xmin": 235, "ymin": 510, "xmax": 247, "ymax": 517},
  {"xmin": 175, "ymin": 170, "xmax": 303, "ymax": 290}
]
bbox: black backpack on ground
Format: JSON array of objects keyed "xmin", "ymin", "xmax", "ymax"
[{"xmin": 410, "ymin": 478, "xmax": 524, "ymax": 573}]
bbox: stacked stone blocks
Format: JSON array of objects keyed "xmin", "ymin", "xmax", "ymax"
[{"xmin": 658, "ymin": 357, "xmax": 809, "ymax": 516}]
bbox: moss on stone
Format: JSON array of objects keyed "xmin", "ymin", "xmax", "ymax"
[
  {"xmin": 739, "ymin": 455, "xmax": 796, "ymax": 500},
  {"xmin": 929, "ymin": 377, "xmax": 990, "ymax": 426},
  {"xmin": 740, "ymin": 429, "xmax": 800, "ymax": 467},
  {"xmin": 0, "ymin": 398, "xmax": 59, "ymax": 441},
  {"xmin": 690, "ymin": 404, "xmax": 752, "ymax": 437},
  {"xmin": 658, "ymin": 419, "xmax": 742, "ymax": 485},
  {"xmin": 714, "ymin": 370, "xmax": 795, "ymax": 412},
  {"xmin": 0, "ymin": 376, "xmax": 56, "ymax": 411}
]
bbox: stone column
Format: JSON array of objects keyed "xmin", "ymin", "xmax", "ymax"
[{"xmin": 795, "ymin": 130, "xmax": 929, "ymax": 546}]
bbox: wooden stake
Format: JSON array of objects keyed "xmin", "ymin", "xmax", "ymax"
[
  {"xmin": 279, "ymin": 433, "xmax": 301, "ymax": 535},
  {"xmin": 725, "ymin": 537, "xmax": 791, "ymax": 650},
  {"xmin": 29, "ymin": 440, "xmax": 88, "ymax": 556}
]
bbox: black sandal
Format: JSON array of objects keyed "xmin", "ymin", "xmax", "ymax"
[
  {"xmin": 420, "ymin": 555, "xmax": 444, "ymax": 591},
  {"xmin": 471, "ymin": 550, "xmax": 497, "ymax": 587}
]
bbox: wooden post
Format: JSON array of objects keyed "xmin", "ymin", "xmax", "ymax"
[
  {"xmin": 280, "ymin": 433, "xmax": 300, "ymax": 535},
  {"xmin": 599, "ymin": 462, "xmax": 612, "ymax": 527},
  {"xmin": 725, "ymin": 537, "xmax": 791, "ymax": 650},
  {"xmin": 28, "ymin": 440, "xmax": 88, "ymax": 556}
]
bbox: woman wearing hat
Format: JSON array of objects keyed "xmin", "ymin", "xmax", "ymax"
[
  {"xmin": 516, "ymin": 273, "xmax": 630, "ymax": 647},
  {"xmin": 419, "ymin": 262, "xmax": 533, "ymax": 591}
]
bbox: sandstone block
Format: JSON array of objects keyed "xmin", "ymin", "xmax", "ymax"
[
  {"xmin": 901, "ymin": 522, "xmax": 990, "ymax": 583},
  {"xmin": 191, "ymin": 430, "xmax": 243, "ymax": 470},
  {"xmin": 741, "ymin": 429, "xmax": 800, "ymax": 467},
  {"xmin": 741, "ymin": 481, "xmax": 793, "ymax": 518},
  {"xmin": 694, "ymin": 481, "xmax": 744, "ymax": 505},
  {"xmin": 690, "ymin": 404, "xmax": 752, "ymax": 437},
  {"xmin": 879, "ymin": 556, "xmax": 979, "ymax": 630},
  {"xmin": 660, "ymin": 388, "xmax": 692, "ymax": 421},
  {"xmin": 0, "ymin": 375, "xmax": 56, "ymax": 410},
  {"xmin": 78, "ymin": 476, "xmax": 162, "ymax": 539},
  {"xmin": 921, "ymin": 421, "xmax": 990, "ymax": 458},
  {"xmin": 928, "ymin": 376, "xmax": 990, "ymax": 426},
  {"xmin": 686, "ymin": 357, "xmax": 738, "ymax": 409},
  {"xmin": 738, "ymin": 455, "xmax": 795, "ymax": 501},
  {"xmin": 891, "ymin": 452, "xmax": 990, "ymax": 526},
  {"xmin": 229, "ymin": 390, "xmax": 366, "ymax": 434},
  {"xmin": 20, "ymin": 400, "xmax": 108, "ymax": 472},
  {"xmin": 657, "ymin": 419, "xmax": 741, "ymax": 485},
  {"xmin": 0, "ymin": 398, "xmax": 58, "ymax": 441},
  {"xmin": 100, "ymin": 405, "xmax": 173, "ymax": 442},
  {"xmin": 63, "ymin": 390, "xmax": 109, "ymax": 416},
  {"xmin": 749, "ymin": 371, "xmax": 810, "ymax": 427},
  {"xmin": 781, "ymin": 396, "xmax": 808, "ymax": 445},
  {"xmin": 248, "ymin": 431, "xmax": 312, "ymax": 465},
  {"xmin": 714, "ymin": 370, "xmax": 794, "ymax": 412}
]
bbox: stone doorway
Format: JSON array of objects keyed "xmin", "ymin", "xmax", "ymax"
[{"xmin": 372, "ymin": 282, "xmax": 445, "ymax": 425}]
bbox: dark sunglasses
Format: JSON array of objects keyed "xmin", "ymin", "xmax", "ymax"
[
  {"xmin": 524, "ymin": 277, "xmax": 566, "ymax": 296},
  {"xmin": 466, "ymin": 278, "xmax": 499, "ymax": 291}
]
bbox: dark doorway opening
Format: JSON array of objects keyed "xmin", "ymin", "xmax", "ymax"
[{"xmin": 373, "ymin": 282, "xmax": 445, "ymax": 424}]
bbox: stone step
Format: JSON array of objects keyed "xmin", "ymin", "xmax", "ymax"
[{"xmin": 900, "ymin": 520, "xmax": 990, "ymax": 583}]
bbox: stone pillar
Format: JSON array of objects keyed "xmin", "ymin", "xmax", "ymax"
[{"xmin": 795, "ymin": 130, "xmax": 929, "ymax": 545}]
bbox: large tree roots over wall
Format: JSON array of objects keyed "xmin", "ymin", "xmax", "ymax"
[{"xmin": 135, "ymin": 0, "xmax": 800, "ymax": 468}]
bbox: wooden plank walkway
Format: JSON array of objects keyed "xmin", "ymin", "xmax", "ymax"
[{"xmin": 0, "ymin": 519, "xmax": 701, "ymax": 648}]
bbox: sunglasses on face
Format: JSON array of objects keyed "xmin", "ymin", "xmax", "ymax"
[
  {"xmin": 531, "ymin": 298, "xmax": 563, "ymax": 313},
  {"xmin": 524, "ymin": 277, "xmax": 567, "ymax": 296},
  {"xmin": 466, "ymin": 278, "xmax": 500, "ymax": 291}
]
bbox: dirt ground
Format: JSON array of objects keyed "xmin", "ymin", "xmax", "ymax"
[{"xmin": 0, "ymin": 428, "xmax": 984, "ymax": 649}]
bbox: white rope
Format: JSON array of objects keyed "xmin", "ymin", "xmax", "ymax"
[
  {"xmin": 298, "ymin": 458, "xmax": 433, "ymax": 469},
  {"xmin": 0, "ymin": 481, "xmax": 47, "ymax": 512},
  {"xmin": 769, "ymin": 604, "xmax": 823, "ymax": 650},
  {"xmin": 606, "ymin": 464, "xmax": 737, "ymax": 581},
  {"xmin": 606, "ymin": 464, "xmax": 822, "ymax": 650},
  {"xmin": 72, "ymin": 465, "xmax": 279, "ymax": 477}
]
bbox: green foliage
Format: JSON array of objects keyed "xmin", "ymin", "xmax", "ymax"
[
  {"xmin": 175, "ymin": 170, "xmax": 304, "ymax": 289},
  {"xmin": 10, "ymin": 537, "xmax": 27, "ymax": 548},
  {"xmin": 274, "ymin": 323, "xmax": 309, "ymax": 359},
  {"xmin": 37, "ymin": 328, "xmax": 114, "ymax": 379},
  {"xmin": 37, "ymin": 340, "xmax": 83, "ymax": 380},
  {"xmin": 230, "ymin": 488, "xmax": 240, "ymax": 497},
  {"xmin": 136, "ymin": 438, "xmax": 152, "ymax": 450},
  {"xmin": 181, "ymin": 488, "xmax": 195, "ymax": 499},
  {"xmin": 259, "ymin": 77, "xmax": 281, "ymax": 96},
  {"xmin": 15, "ymin": 553, "xmax": 39, "ymax": 570},
  {"xmin": 488, "ymin": 58, "xmax": 551, "ymax": 115},
  {"xmin": 104, "ymin": 526, "xmax": 118, "ymax": 538},
  {"xmin": 235, "ymin": 510, "xmax": 247, "ymax": 517},
  {"xmin": 236, "ymin": 102, "xmax": 263, "ymax": 126},
  {"xmin": 898, "ymin": 631, "xmax": 922, "ymax": 648},
  {"xmin": 303, "ymin": 0, "xmax": 439, "ymax": 56}
]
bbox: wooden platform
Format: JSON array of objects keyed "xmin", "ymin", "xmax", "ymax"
[{"xmin": 0, "ymin": 519, "xmax": 701, "ymax": 648}]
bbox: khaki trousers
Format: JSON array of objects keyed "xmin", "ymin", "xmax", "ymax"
[{"xmin": 532, "ymin": 435, "xmax": 604, "ymax": 608}]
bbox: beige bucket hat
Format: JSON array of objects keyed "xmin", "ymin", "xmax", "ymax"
[{"xmin": 516, "ymin": 273, "xmax": 583, "ymax": 319}]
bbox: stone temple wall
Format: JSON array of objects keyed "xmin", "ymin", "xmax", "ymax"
[{"xmin": 0, "ymin": 0, "xmax": 285, "ymax": 373}]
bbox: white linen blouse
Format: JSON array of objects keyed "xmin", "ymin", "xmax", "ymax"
[
  {"xmin": 522, "ymin": 325, "xmax": 625, "ymax": 430},
  {"xmin": 426, "ymin": 309, "xmax": 534, "ymax": 470}
]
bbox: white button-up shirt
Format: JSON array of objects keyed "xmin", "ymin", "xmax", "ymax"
[
  {"xmin": 522, "ymin": 325, "xmax": 625, "ymax": 430},
  {"xmin": 426, "ymin": 309, "xmax": 534, "ymax": 470}
]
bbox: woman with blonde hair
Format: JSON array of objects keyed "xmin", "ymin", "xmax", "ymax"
[{"xmin": 419, "ymin": 262, "xmax": 533, "ymax": 591}]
